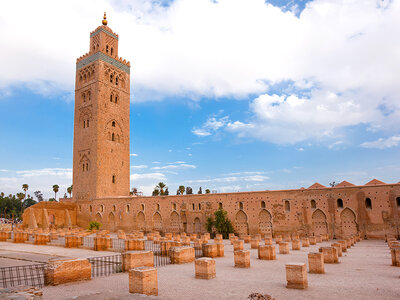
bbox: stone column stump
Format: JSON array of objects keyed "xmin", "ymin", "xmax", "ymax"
[
  {"xmin": 338, "ymin": 240, "xmax": 347, "ymax": 252},
  {"xmin": 331, "ymin": 243, "xmax": 343, "ymax": 257},
  {"xmin": 234, "ymin": 250, "xmax": 250, "ymax": 268},
  {"xmin": 233, "ymin": 240, "xmax": 244, "ymax": 251},
  {"xmin": 391, "ymin": 247, "xmax": 400, "ymax": 267},
  {"xmin": 320, "ymin": 247, "xmax": 339, "ymax": 264},
  {"xmin": 279, "ymin": 242, "xmax": 290, "ymax": 254},
  {"xmin": 195, "ymin": 257, "xmax": 216, "ymax": 279},
  {"xmin": 122, "ymin": 251, "xmax": 154, "ymax": 271},
  {"xmin": 216, "ymin": 243, "xmax": 224, "ymax": 257},
  {"xmin": 264, "ymin": 238, "xmax": 273, "ymax": 246},
  {"xmin": 258, "ymin": 245, "xmax": 276, "ymax": 260},
  {"xmin": 286, "ymin": 263, "xmax": 308, "ymax": 289},
  {"xmin": 244, "ymin": 235, "xmax": 251, "ymax": 243},
  {"xmin": 129, "ymin": 266, "xmax": 158, "ymax": 296},
  {"xmin": 308, "ymin": 252, "xmax": 324, "ymax": 274},
  {"xmin": 302, "ymin": 238, "xmax": 310, "ymax": 247},
  {"xmin": 292, "ymin": 239, "xmax": 301, "ymax": 251},
  {"xmin": 275, "ymin": 236, "xmax": 282, "ymax": 244},
  {"xmin": 251, "ymin": 238, "xmax": 260, "ymax": 249},
  {"xmin": 309, "ymin": 237, "xmax": 317, "ymax": 245},
  {"xmin": 203, "ymin": 243, "xmax": 218, "ymax": 258}
]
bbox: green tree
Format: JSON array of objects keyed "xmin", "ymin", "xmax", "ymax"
[
  {"xmin": 67, "ymin": 185, "xmax": 72, "ymax": 198},
  {"xmin": 52, "ymin": 184, "xmax": 59, "ymax": 201},
  {"xmin": 152, "ymin": 188, "xmax": 160, "ymax": 196},
  {"xmin": 23, "ymin": 198, "xmax": 37, "ymax": 209},
  {"xmin": 34, "ymin": 191, "xmax": 44, "ymax": 202},
  {"xmin": 198, "ymin": 187, "xmax": 202, "ymax": 194},
  {"xmin": 22, "ymin": 184, "xmax": 29, "ymax": 199},
  {"xmin": 16, "ymin": 192, "xmax": 25, "ymax": 204},
  {"xmin": 48, "ymin": 198, "xmax": 57, "ymax": 202},
  {"xmin": 178, "ymin": 185, "xmax": 185, "ymax": 195},
  {"xmin": 206, "ymin": 216, "xmax": 214, "ymax": 233},
  {"xmin": 211, "ymin": 208, "xmax": 235, "ymax": 239},
  {"xmin": 205, "ymin": 189, "xmax": 211, "ymax": 194}
]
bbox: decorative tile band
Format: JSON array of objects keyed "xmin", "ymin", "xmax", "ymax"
[
  {"xmin": 90, "ymin": 28, "xmax": 119, "ymax": 40},
  {"xmin": 76, "ymin": 52, "xmax": 130, "ymax": 74}
]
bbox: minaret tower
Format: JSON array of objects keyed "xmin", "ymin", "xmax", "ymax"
[{"xmin": 73, "ymin": 13, "xmax": 130, "ymax": 200}]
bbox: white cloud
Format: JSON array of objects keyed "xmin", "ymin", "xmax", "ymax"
[
  {"xmin": 130, "ymin": 172, "xmax": 166, "ymax": 181},
  {"xmin": 0, "ymin": 169, "xmax": 8, "ymax": 172},
  {"xmin": 130, "ymin": 172, "xmax": 167, "ymax": 195},
  {"xmin": 130, "ymin": 165, "xmax": 148, "ymax": 169},
  {"xmin": 0, "ymin": 168, "xmax": 72, "ymax": 199},
  {"xmin": 185, "ymin": 174, "xmax": 269, "ymax": 184},
  {"xmin": 360, "ymin": 135, "xmax": 400, "ymax": 149},
  {"xmin": 130, "ymin": 153, "xmax": 139, "ymax": 157},
  {"xmin": 0, "ymin": 0, "xmax": 399, "ymax": 144},
  {"xmin": 152, "ymin": 161, "xmax": 161, "ymax": 164},
  {"xmin": 192, "ymin": 116, "xmax": 229, "ymax": 137},
  {"xmin": 151, "ymin": 163, "xmax": 196, "ymax": 170}
]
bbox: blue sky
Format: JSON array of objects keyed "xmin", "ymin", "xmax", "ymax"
[{"xmin": 0, "ymin": 0, "xmax": 399, "ymax": 198}]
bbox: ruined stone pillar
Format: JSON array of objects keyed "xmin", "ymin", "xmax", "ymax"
[
  {"xmin": 195, "ymin": 258, "xmax": 216, "ymax": 279},
  {"xmin": 169, "ymin": 247, "xmax": 195, "ymax": 264},
  {"xmin": 244, "ymin": 235, "xmax": 251, "ymax": 243},
  {"xmin": 275, "ymin": 235, "xmax": 282, "ymax": 244},
  {"xmin": 202, "ymin": 243, "xmax": 218, "ymax": 258},
  {"xmin": 216, "ymin": 243, "xmax": 224, "ymax": 257},
  {"xmin": 309, "ymin": 236, "xmax": 317, "ymax": 245},
  {"xmin": 264, "ymin": 237, "xmax": 273, "ymax": 246},
  {"xmin": 331, "ymin": 243, "xmax": 343, "ymax": 257},
  {"xmin": 45, "ymin": 259, "xmax": 91, "ymax": 285},
  {"xmin": 251, "ymin": 238, "xmax": 260, "ymax": 249},
  {"xmin": 338, "ymin": 240, "xmax": 347, "ymax": 252},
  {"xmin": 320, "ymin": 247, "xmax": 339, "ymax": 263},
  {"xmin": 292, "ymin": 239, "xmax": 301, "ymax": 250},
  {"xmin": 234, "ymin": 250, "xmax": 250, "ymax": 268},
  {"xmin": 129, "ymin": 267, "xmax": 158, "ymax": 296},
  {"xmin": 233, "ymin": 240, "xmax": 244, "ymax": 251},
  {"xmin": 258, "ymin": 245, "xmax": 276, "ymax": 260},
  {"xmin": 301, "ymin": 238, "xmax": 310, "ymax": 247},
  {"xmin": 286, "ymin": 263, "xmax": 308, "ymax": 289},
  {"xmin": 122, "ymin": 251, "xmax": 154, "ymax": 271},
  {"xmin": 316, "ymin": 235, "xmax": 322, "ymax": 243},
  {"xmin": 279, "ymin": 242, "xmax": 290, "ymax": 254},
  {"xmin": 308, "ymin": 252, "xmax": 324, "ymax": 274},
  {"xmin": 391, "ymin": 247, "xmax": 400, "ymax": 267}
]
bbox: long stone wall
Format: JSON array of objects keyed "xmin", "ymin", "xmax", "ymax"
[{"xmin": 72, "ymin": 181, "xmax": 400, "ymax": 239}]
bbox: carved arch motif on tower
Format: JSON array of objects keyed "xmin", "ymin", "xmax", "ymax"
[
  {"xmin": 104, "ymin": 119, "xmax": 124, "ymax": 144},
  {"xmin": 104, "ymin": 66, "xmax": 126, "ymax": 89},
  {"xmin": 79, "ymin": 65, "xmax": 96, "ymax": 85}
]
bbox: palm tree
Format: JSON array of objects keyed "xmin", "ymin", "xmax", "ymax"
[
  {"xmin": 53, "ymin": 184, "xmax": 59, "ymax": 201},
  {"xmin": 22, "ymin": 184, "xmax": 29, "ymax": 199},
  {"xmin": 156, "ymin": 182, "xmax": 167, "ymax": 195},
  {"xmin": 178, "ymin": 185, "xmax": 185, "ymax": 195},
  {"xmin": 16, "ymin": 192, "xmax": 25, "ymax": 214},
  {"xmin": 67, "ymin": 185, "xmax": 73, "ymax": 198}
]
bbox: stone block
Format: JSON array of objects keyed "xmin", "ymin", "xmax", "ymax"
[
  {"xmin": 230, "ymin": 236, "xmax": 239, "ymax": 245},
  {"xmin": 302, "ymin": 238, "xmax": 310, "ymax": 247},
  {"xmin": 331, "ymin": 243, "xmax": 343, "ymax": 257},
  {"xmin": 244, "ymin": 235, "xmax": 251, "ymax": 243},
  {"xmin": 391, "ymin": 247, "xmax": 400, "ymax": 267},
  {"xmin": 182, "ymin": 237, "xmax": 191, "ymax": 246},
  {"xmin": 216, "ymin": 243, "xmax": 224, "ymax": 257},
  {"xmin": 233, "ymin": 240, "xmax": 244, "ymax": 251},
  {"xmin": 258, "ymin": 245, "xmax": 276, "ymax": 260},
  {"xmin": 292, "ymin": 239, "xmax": 301, "ymax": 250},
  {"xmin": 122, "ymin": 251, "xmax": 154, "ymax": 271},
  {"xmin": 129, "ymin": 266, "xmax": 158, "ymax": 296},
  {"xmin": 234, "ymin": 250, "xmax": 250, "ymax": 268},
  {"xmin": 45, "ymin": 259, "xmax": 91, "ymax": 286},
  {"xmin": 316, "ymin": 235, "xmax": 322, "ymax": 243},
  {"xmin": 165, "ymin": 233, "xmax": 173, "ymax": 240},
  {"xmin": 308, "ymin": 252, "xmax": 324, "ymax": 274},
  {"xmin": 286, "ymin": 263, "xmax": 308, "ymax": 289},
  {"xmin": 214, "ymin": 237, "xmax": 223, "ymax": 244},
  {"xmin": 170, "ymin": 246, "xmax": 195, "ymax": 264},
  {"xmin": 309, "ymin": 237, "xmax": 317, "ymax": 245},
  {"xmin": 338, "ymin": 240, "xmax": 347, "ymax": 252},
  {"xmin": 264, "ymin": 238, "xmax": 273, "ymax": 246},
  {"xmin": 320, "ymin": 247, "xmax": 339, "ymax": 264},
  {"xmin": 203, "ymin": 243, "xmax": 218, "ymax": 258},
  {"xmin": 216, "ymin": 234, "xmax": 223, "ymax": 240},
  {"xmin": 279, "ymin": 242, "xmax": 290, "ymax": 254},
  {"xmin": 275, "ymin": 236, "xmax": 282, "ymax": 244},
  {"xmin": 195, "ymin": 258, "xmax": 216, "ymax": 279},
  {"xmin": 190, "ymin": 233, "xmax": 198, "ymax": 241},
  {"xmin": 251, "ymin": 238, "xmax": 260, "ymax": 249},
  {"xmin": 345, "ymin": 239, "xmax": 352, "ymax": 248},
  {"xmin": 160, "ymin": 241, "xmax": 173, "ymax": 256},
  {"xmin": 283, "ymin": 235, "xmax": 291, "ymax": 242}
]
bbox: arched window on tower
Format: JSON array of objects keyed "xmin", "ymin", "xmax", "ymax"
[
  {"xmin": 85, "ymin": 163, "xmax": 89, "ymax": 171},
  {"xmin": 141, "ymin": 204, "xmax": 145, "ymax": 211},
  {"xmin": 115, "ymin": 96, "xmax": 118, "ymax": 103},
  {"xmin": 115, "ymin": 77, "xmax": 118, "ymax": 86},
  {"xmin": 285, "ymin": 200, "xmax": 290, "ymax": 212},
  {"xmin": 365, "ymin": 198, "xmax": 372, "ymax": 210},
  {"xmin": 173, "ymin": 203, "xmax": 177, "ymax": 210},
  {"xmin": 110, "ymin": 94, "xmax": 113, "ymax": 102},
  {"xmin": 192, "ymin": 203, "xmax": 195, "ymax": 210},
  {"xmin": 83, "ymin": 93, "xmax": 86, "ymax": 102},
  {"xmin": 87, "ymin": 91, "xmax": 91, "ymax": 100},
  {"xmin": 83, "ymin": 121, "xmax": 86, "ymax": 128},
  {"xmin": 82, "ymin": 164, "xmax": 85, "ymax": 172},
  {"xmin": 337, "ymin": 198, "xmax": 343, "ymax": 208},
  {"xmin": 239, "ymin": 202, "xmax": 244, "ymax": 210},
  {"xmin": 112, "ymin": 133, "xmax": 115, "ymax": 141},
  {"xmin": 261, "ymin": 201, "xmax": 266, "ymax": 209},
  {"xmin": 106, "ymin": 45, "xmax": 109, "ymax": 53},
  {"xmin": 311, "ymin": 200, "xmax": 316, "ymax": 209},
  {"xmin": 157, "ymin": 203, "xmax": 160, "ymax": 211},
  {"xmin": 111, "ymin": 48, "xmax": 113, "ymax": 56},
  {"xmin": 219, "ymin": 202, "xmax": 223, "ymax": 209},
  {"xmin": 198, "ymin": 203, "xmax": 201, "ymax": 210},
  {"xmin": 110, "ymin": 74, "xmax": 113, "ymax": 83},
  {"xmin": 112, "ymin": 175, "xmax": 115, "ymax": 184},
  {"xmin": 126, "ymin": 204, "xmax": 130, "ymax": 213},
  {"xmin": 112, "ymin": 121, "xmax": 115, "ymax": 127},
  {"xmin": 397, "ymin": 197, "xmax": 400, "ymax": 209},
  {"xmin": 87, "ymin": 120, "xmax": 89, "ymax": 128}
]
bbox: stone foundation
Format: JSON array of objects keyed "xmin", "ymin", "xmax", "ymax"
[
  {"xmin": 122, "ymin": 251, "xmax": 154, "ymax": 271},
  {"xmin": 258, "ymin": 245, "xmax": 276, "ymax": 260},
  {"xmin": 233, "ymin": 240, "xmax": 244, "ymax": 251},
  {"xmin": 203, "ymin": 243, "xmax": 218, "ymax": 258},
  {"xmin": 308, "ymin": 252, "xmax": 324, "ymax": 274},
  {"xmin": 286, "ymin": 263, "xmax": 308, "ymax": 289},
  {"xmin": 45, "ymin": 258, "xmax": 91, "ymax": 285},
  {"xmin": 170, "ymin": 247, "xmax": 195, "ymax": 264},
  {"xmin": 129, "ymin": 266, "xmax": 158, "ymax": 296},
  {"xmin": 292, "ymin": 239, "xmax": 301, "ymax": 250},
  {"xmin": 320, "ymin": 247, "xmax": 339, "ymax": 264},
  {"xmin": 234, "ymin": 250, "xmax": 250, "ymax": 268},
  {"xmin": 279, "ymin": 242, "xmax": 290, "ymax": 254},
  {"xmin": 195, "ymin": 258, "xmax": 216, "ymax": 279}
]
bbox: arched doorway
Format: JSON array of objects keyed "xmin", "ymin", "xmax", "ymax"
[
  {"xmin": 153, "ymin": 212, "xmax": 162, "ymax": 231},
  {"xmin": 108, "ymin": 212, "xmax": 116, "ymax": 231},
  {"xmin": 258, "ymin": 209, "xmax": 272, "ymax": 236},
  {"xmin": 95, "ymin": 213, "xmax": 102, "ymax": 223},
  {"xmin": 137, "ymin": 211, "xmax": 145, "ymax": 231},
  {"xmin": 193, "ymin": 217, "xmax": 201, "ymax": 233},
  {"xmin": 311, "ymin": 209, "xmax": 328, "ymax": 236},
  {"xmin": 235, "ymin": 210, "xmax": 249, "ymax": 237},
  {"xmin": 49, "ymin": 214, "xmax": 55, "ymax": 225},
  {"xmin": 170, "ymin": 211, "xmax": 180, "ymax": 233},
  {"xmin": 340, "ymin": 208, "xmax": 358, "ymax": 237}
]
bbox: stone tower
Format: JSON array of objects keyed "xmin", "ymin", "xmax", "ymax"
[{"xmin": 73, "ymin": 13, "xmax": 130, "ymax": 201}]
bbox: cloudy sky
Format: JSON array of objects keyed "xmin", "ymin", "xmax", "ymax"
[{"xmin": 0, "ymin": 0, "xmax": 399, "ymax": 199}]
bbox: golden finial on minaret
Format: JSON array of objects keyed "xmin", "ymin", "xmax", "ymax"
[{"xmin": 102, "ymin": 12, "xmax": 108, "ymax": 25}]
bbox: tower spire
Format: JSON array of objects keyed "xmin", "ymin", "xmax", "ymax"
[{"xmin": 102, "ymin": 12, "xmax": 108, "ymax": 26}]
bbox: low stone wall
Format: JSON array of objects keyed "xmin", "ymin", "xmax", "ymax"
[{"xmin": 45, "ymin": 258, "xmax": 91, "ymax": 285}]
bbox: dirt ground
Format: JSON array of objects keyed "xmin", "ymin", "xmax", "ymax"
[{"xmin": 1, "ymin": 239, "xmax": 399, "ymax": 300}]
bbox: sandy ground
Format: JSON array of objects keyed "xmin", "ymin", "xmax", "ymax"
[{"xmin": 1, "ymin": 239, "xmax": 399, "ymax": 299}]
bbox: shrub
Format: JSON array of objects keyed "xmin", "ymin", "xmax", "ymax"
[
  {"xmin": 89, "ymin": 221, "xmax": 101, "ymax": 231},
  {"xmin": 206, "ymin": 208, "xmax": 235, "ymax": 239}
]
